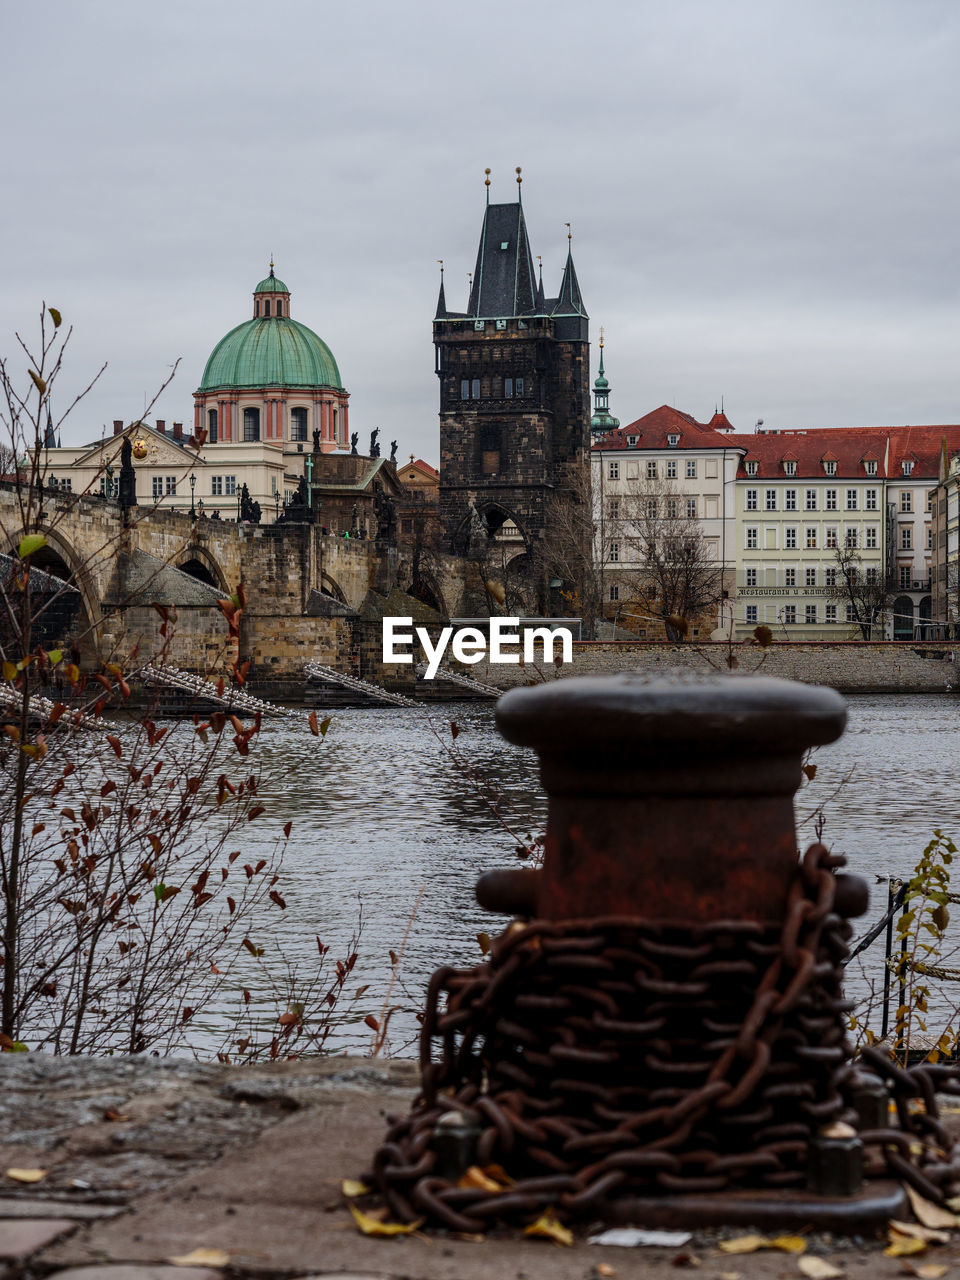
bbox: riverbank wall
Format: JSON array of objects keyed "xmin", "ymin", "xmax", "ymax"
[{"xmin": 461, "ymin": 641, "xmax": 960, "ymax": 695}]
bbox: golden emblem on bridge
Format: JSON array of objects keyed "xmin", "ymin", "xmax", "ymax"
[{"xmin": 131, "ymin": 438, "xmax": 149, "ymax": 460}]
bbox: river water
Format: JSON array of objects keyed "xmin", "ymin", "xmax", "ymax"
[{"xmin": 199, "ymin": 691, "xmax": 960, "ymax": 1057}]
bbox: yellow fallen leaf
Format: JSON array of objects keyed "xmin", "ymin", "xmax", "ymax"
[
  {"xmin": 349, "ymin": 1204, "xmax": 424, "ymax": 1237},
  {"xmin": 799, "ymin": 1257, "xmax": 844, "ymax": 1279},
  {"xmin": 906, "ymin": 1185, "xmax": 960, "ymax": 1230},
  {"xmin": 912, "ymin": 1265, "xmax": 950, "ymax": 1279},
  {"xmin": 341, "ymin": 1179, "xmax": 372, "ymax": 1198},
  {"xmin": 718, "ymin": 1273, "xmax": 742, "ymax": 1280},
  {"xmin": 5, "ymin": 1168, "xmax": 46, "ymax": 1183},
  {"xmin": 885, "ymin": 1236, "xmax": 928, "ymax": 1258},
  {"xmin": 458, "ymin": 1165, "xmax": 505, "ymax": 1193},
  {"xmin": 719, "ymin": 1235, "xmax": 769, "ymax": 1255},
  {"xmin": 168, "ymin": 1248, "xmax": 230, "ymax": 1266},
  {"xmin": 524, "ymin": 1211, "xmax": 574, "ymax": 1246},
  {"xmin": 771, "ymin": 1236, "xmax": 808, "ymax": 1255},
  {"xmin": 594, "ymin": 1266, "xmax": 617, "ymax": 1278},
  {"xmin": 891, "ymin": 1221, "xmax": 951, "ymax": 1245}
]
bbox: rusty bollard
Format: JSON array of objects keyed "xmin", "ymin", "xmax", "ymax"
[{"xmin": 368, "ymin": 673, "xmax": 945, "ymax": 1232}]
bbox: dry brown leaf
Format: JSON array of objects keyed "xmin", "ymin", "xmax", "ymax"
[
  {"xmin": 799, "ymin": 1257, "xmax": 844, "ymax": 1279},
  {"xmin": 168, "ymin": 1247, "xmax": 230, "ymax": 1266},
  {"xmin": 341, "ymin": 1179, "xmax": 372, "ymax": 1198},
  {"xmin": 771, "ymin": 1236, "xmax": 808, "ymax": 1254},
  {"xmin": 523, "ymin": 1211, "xmax": 574, "ymax": 1246},
  {"xmin": 900, "ymin": 1265, "xmax": 950, "ymax": 1279},
  {"xmin": 718, "ymin": 1272, "xmax": 742, "ymax": 1280},
  {"xmin": 594, "ymin": 1266, "xmax": 617, "ymax": 1278},
  {"xmin": 906, "ymin": 1185, "xmax": 960, "ymax": 1230},
  {"xmin": 4, "ymin": 1168, "xmax": 46, "ymax": 1183},
  {"xmin": 885, "ymin": 1236, "xmax": 929, "ymax": 1258},
  {"xmin": 719, "ymin": 1236, "xmax": 770, "ymax": 1255},
  {"xmin": 349, "ymin": 1204, "xmax": 423, "ymax": 1236},
  {"xmin": 458, "ymin": 1165, "xmax": 505, "ymax": 1193},
  {"xmin": 891, "ymin": 1220, "xmax": 951, "ymax": 1245}
]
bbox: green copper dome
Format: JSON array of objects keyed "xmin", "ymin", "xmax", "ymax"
[
  {"xmin": 199, "ymin": 318, "xmax": 342, "ymax": 391},
  {"xmin": 254, "ymin": 273, "xmax": 289, "ymax": 293}
]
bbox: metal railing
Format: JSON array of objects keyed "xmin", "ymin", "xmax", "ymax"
[
  {"xmin": 415, "ymin": 663, "xmax": 500, "ymax": 697},
  {"xmin": 304, "ymin": 660, "xmax": 417, "ymax": 707},
  {"xmin": 140, "ymin": 664, "xmax": 297, "ymax": 720}
]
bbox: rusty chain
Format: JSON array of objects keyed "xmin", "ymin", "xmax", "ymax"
[{"xmin": 367, "ymin": 845, "xmax": 960, "ymax": 1230}]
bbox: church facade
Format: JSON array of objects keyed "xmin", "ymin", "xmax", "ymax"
[{"xmin": 434, "ymin": 176, "xmax": 591, "ymax": 571}]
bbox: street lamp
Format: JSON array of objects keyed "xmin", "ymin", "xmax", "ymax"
[
  {"xmin": 189, "ymin": 472, "xmax": 196, "ymax": 519},
  {"xmin": 274, "ymin": 490, "xmax": 280, "ymax": 522}
]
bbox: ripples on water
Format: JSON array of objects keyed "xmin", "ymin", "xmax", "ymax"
[{"xmin": 198, "ymin": 693, "xmax": 960, "ymax": 1055}]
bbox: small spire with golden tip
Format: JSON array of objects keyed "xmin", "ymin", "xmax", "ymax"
[
  {"xmin": 565, "ymin": 222, "xmax": 572, "ymax": 243},
  {"xmin": 516, "ymin": 166, "xmax": 522, "ymax": 184},
  {"xmin": 484, "ymin": 167, "xmax": 491, "ymax": 187},
  {"xmin": 599, "ymin": 326, "xmax": 605, "ymax": 349},
  {"xmin": 269, "ymin": 253, "xmax": 275, "ymax": 277}
]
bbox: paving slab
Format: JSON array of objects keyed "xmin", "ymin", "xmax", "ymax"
[
  {"xmin": 0, "ymin": 1196, "xmax": 123, "ymax": 1220},
  {"xmin": 0, "ymin": 1216, "xmax": 76, "ymax": 1259},
  {"xmin": 47, "ymin": 1269, "xmax": 223, "ymax": 1279}
]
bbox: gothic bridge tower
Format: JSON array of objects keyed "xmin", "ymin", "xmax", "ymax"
[{"xmin": 435, "ymin": 171, "xmax": 590, "ymax": 575}]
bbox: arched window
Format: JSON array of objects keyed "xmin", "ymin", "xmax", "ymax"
[
  {"xmin": 264, "ymin": 300, "xmax": 271, "ymax": 317},
  {"xmin": 208, "ymin": 408, "xmax": 218, "ymax": 444},
  {"xmin": 332, "ymin": 407, "xmax": 338, "ymax": 439},
  {"xmin": 276, "ymin": 300, "xmax": 283, "ymax": 317},
  {"xmin": 243, "ymin": 408, "xmax": 260, "ymax": 442},
  {"xmin": 255, "ymin": 301, "xmax": 260, "ymax": 317},
  {"xmin": 291, "ymin": 407, "xmax": 308, "ymax": 442}
]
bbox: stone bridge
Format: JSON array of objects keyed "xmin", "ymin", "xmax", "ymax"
[{"xmin": 0, "ymin": 485, "xmax": 467, "ymax": 690}]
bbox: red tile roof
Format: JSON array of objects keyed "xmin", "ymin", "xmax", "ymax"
[{"xmin": 592, "ymin": 405, "xmax": 742, "ymax": 451}]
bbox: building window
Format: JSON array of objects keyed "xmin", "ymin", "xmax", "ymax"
[
  {"xmin": 845, "ymin": 528, "xmax": 858, "ymax": 548},
  {"xmin": 927, "ymin": 526, "xmax": 933, "ymax": 549},
  {"xmin": 865, "ymin": 526, "xmax": 878, "ymax": 548},
  {"xmin": 609, "ymin": 543, "xmax": 620, "ymax": 562},
  {"xmin": 152, "ymin": 476, "xmax": 162, "ymax": 498},
  {"xmin": 902, "ymin": 460, "xmax": 914, "ymax": 475},
  {"xmin": 666, "ymin": 498, "xmax": 679, "ymax": 519},
  {"xmin": 472, "ymin": 378, "xmax": 481, "ymax": 399},
  {"xmin": 666, "ymin": 459, "xmax": 677, "ymax": 478},
  {"xmin": 866, "ymin": 567, "xmax": 879, "ymax": 584},
  {"xmin": 608, "ymin": 461, "xmax": 619, "ymax": 480},
  {"xmin": 99, "ymin": 476, "xmax": 119, "ymax": 498},
  {"xmin": 211, "ymin": 476, "xmax": 223, "ymax": 496},
  {"xmin": 264, "ymin": 300, "xmax": 271, "ymax": 317},
  {"xmin": 785, "ymin": 568, "xmax": 797, "ymax": 586},
  {"xmin": 165, "ymin": 476, "xmax": 177, "ymax": 495},
  {"xmin": 515, "ymin": 377, "xmax": 524, "ymax": 397},
  {"xmin": 686, "ymin": 459, "xmax": 697, "ymax": 479},
  {"xmin": 504, "ymin": 377, "xmax": 513, "ymax": 398},
  {"xmin": 627, "ymin": 434, "xmax": 639, "ymax": 447},
  {"xmin": 824, "ymin": 460, "xmax": 837, "ymax": 476},
  {"xmin": 866, "ymin": 488, "xmax": 878, "ymax": 510},
  {"xmin": 481, "ymin": 450, "xmax": 499, "ymax": 475},
  {"xmin": 746, "ymin": 527, "xmax": 758, "ymax": 549},
  {"xmin": 805, "ymin": 605, "xmax": 817, "ymax": 624},
  {"xmin": 926, "ymin": 490, "xmax": 933, "ymax": 512},
  {"xmin": 785, "ymin": 489, "xmax": 797, "ymax": 511},
  {"xmin": 865, "ymin": 459, "xmax": 877, "ymax": 476},
  {"xmin": 765, "ymin": 489, "xmax": 777, "ymax": 511},
  {"xmin": 609, "ymin": 584, "xmax": 619, "ymax": 601},
  {"xmin": 646, "ymin": 498, "xmax": 658, "ymax": 518},
  {"xmin": 746, "ymin": 568, "xmax": 758, "ymax": 586},
  {"xmin": 746, "ymin": 489, "xmax": 758, "ymax": 510},
  {"xmin": 784, "ymin": 605, "xmax": 797, "ymax": 624},
  {"xmin": 746, "ymin": 461, "xmax": 758, "ymax": 476},
  {"xmin": 806, "ymin": 527, "xmax": 817, "ymax": 548},
  {"xmin": 291, "ymin": 407, "xmax": 308, "ymax": 442},
  {"xmin": 825, "ymin": 568, "xmax": 838, "ymax": 587},
  {"xmin": 686, "ymin": 498, "xmax": 697, "ymax": 519},
  {"xmin": 460, "ymin": 379, "xmax": 470, "ymax": 399},
  {"xmin": 647, "ymin": 460, "xmax": 658, "ymax": 479},
  {"xmin": 826, "ymin": 527, "xmax": 838, "ymax": 549},
  {"xmin": 805, "ymin": 568, "xmax": 817, "ymax": 586},
  {"xmin": 845, "ymin": 489, "xmax": 858, "ymax": 510},
  {"xmin": 785, "ymin": 527, "xmax": 797, "ymax": 549},
  {"xmin": 899, "ymin": 565, "xmax": 911, "ymax": 589},
  {"xmin": 826, "ymin": 489, "xmax": 837, "ymax": 511},
  {"xmin": 207, "ymin": 408, "xmax": 218, "ymax": 443},
  {"xmin": 225, "ymin": 475, "xmax": 236, "ymax": 497},
  {"xmin": 900, "ymin": 526, "xmax": 912, "ymax": 550},
  {"xmin": 900, "ymin": 490, "xmax": 913, "ymax": 512},
  {"xmin": 784, "ymin": 460, "xmax": 796, "ymax": 476},
  {"xmin": 825, "ymin": 604, "xmax": 837, "ymax": 623},
  {"xmin": 243, "ymin": 407, "xmax": 260, "ymax": 442},
  {"xmin": 276, "ymin": 301, "xmax": 283, "ymax": 317},
  {"xmin": 846, "ymin": 604, "xmax": 856, "ymax": 623},
  {"xmin": 667, "ymin": 433, "xmax": 680, "ymax": 447},
  {"xmin": 607, "ymin": 500, "xmax": 619, "ymax": 520},
  {"xmin": 805, "ymin": 489, "xmax": 817, "ymax": 510},
  {"xmin": 745, "ymin": 605, "xmax": 758, "ymax": 624}
]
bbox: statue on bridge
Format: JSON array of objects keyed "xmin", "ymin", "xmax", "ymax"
[
  {"xmin": 239, "ymin": 483, "xmax": 262, "ymax": 525},
  {"xmin": 369, "ymin": 428, "xmax": 380, "ymax": 458},
  {"xmin": 350, "ymin": 432, "xmax": 358, "ymax": 456},
  {"xmin": 373, "ymin": 481, "xmax": 397, "ymax": 544},
  {"xmin": 312, "ymin": 426, "xmax": 321, "ymax": 454},
  {"xmin": 390, "ymin": 439, "xmax": 398, "ymax": 463},
  {"xmin": 118, "ymin": 436, "xmax": 137, "ymax": 517}
]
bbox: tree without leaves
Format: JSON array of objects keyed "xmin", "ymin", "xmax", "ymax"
[{"xmin": 826, "ymin": 544, "xmax": 889, "ymax": 640}]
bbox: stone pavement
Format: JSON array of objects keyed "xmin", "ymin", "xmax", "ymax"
[{"xmin": 3, "ymin": 1052, "xmax": 960, "ymax": 1280}]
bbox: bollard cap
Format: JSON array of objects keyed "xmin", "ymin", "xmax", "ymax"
[{"xmin": 497, "ymin": 671, "xmax": 846, "ymax": 797}]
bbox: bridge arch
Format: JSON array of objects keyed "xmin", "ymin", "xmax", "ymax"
[
  {"xmin": 9, "ymin": 525, "xmax": 102, "ymax": 662},
  {"xmin": 320, "ymin": 571, "xmax": 347, "ymax": 603},
  {"xmin": 176, "ymin": 546, "xmax": 228, "ymax": 593}
]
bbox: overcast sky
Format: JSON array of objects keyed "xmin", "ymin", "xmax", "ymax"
[{"xmin": 2, "ymin": 0, "xmax": 958, "ymax": 461}]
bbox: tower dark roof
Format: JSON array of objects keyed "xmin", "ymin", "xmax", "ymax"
[
  {"xmin": 552, "ymin": 247, "xmax": 587, "ymax": 318},
  {"xmin": 467, "ymin": 202, "xmax": 539, "ymax": 318},
  {"xmin": 434, "ymin": 275, "xmax": 448, "ymax": 320}
]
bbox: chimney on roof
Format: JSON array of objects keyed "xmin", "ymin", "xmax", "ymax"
[
  {"xmin": 113, "ymin": 419, "xmax": 124, "ymax": 436},
  {"xmin": 173, "ymin": 422, "xmax": 183, "ymax": 441},
  {"xmin": 156, "ymin": 419, "xmax": 165, "ymax": 434}
]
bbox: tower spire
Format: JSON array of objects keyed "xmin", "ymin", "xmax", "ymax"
[
  {"xmin": 434, "ymin": 259, "xmax": 447, "ymax": 320},
  {"xmin": 590, "ymin": 328, "xmax": 618, "ymax": 438},
  {"xmin": 484, "ymin": 167, "xmax": 491, "ymax": 205}
]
